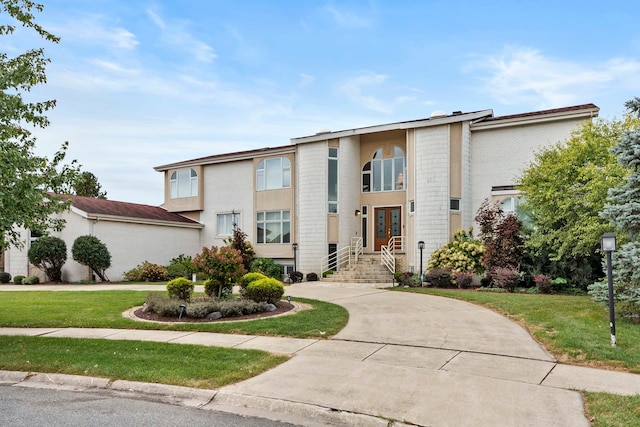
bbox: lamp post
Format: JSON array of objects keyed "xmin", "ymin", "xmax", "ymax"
[
  {"xmin": 292, "ymin": 243, "xmax": 298, "ymax": 273},
  {"xmin": 601, "ymin": 232, "xmax": 617, "ymax": 347},
  {"xmin": 418, "ymin": 240, "xmax": 425, "ymax": 283}
]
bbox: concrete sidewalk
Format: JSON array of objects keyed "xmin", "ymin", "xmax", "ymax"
[{"xmin": 1, "ymin": 282, "xmax": 639, "ymax": 426}]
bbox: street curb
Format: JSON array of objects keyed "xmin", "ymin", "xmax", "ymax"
[
  {"xmin": 10, "ymin": 371, "xmax": 111, "ymax": 391},
  {"xmin": 108, "ymin": 379, "xmax": 217, "ymax": 407}
]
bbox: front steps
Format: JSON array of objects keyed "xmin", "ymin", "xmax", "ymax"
[{"xmin": 322, "ymin": 254, "xmax": 394, "ymax": 284}]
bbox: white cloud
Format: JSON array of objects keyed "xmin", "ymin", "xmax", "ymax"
[
  {"xmin": 338, "ymin": 72, "xmax": 415, "ymax": 113},
  {"xmin": 467, "ymin": 46, "xmax": 640, "ymax": 108},
  {"xmin": 145, "ymin": 7, "xmax": 216, "ymax": 63},
  {"xmin": 50, "ymin": 14, "xmax": 138, "ymax": 51},
  {"xmin": 324, "ymin": 2, "xmax": 372, "ymax": 29}
]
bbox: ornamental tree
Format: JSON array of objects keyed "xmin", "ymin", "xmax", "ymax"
[
  {"xmin": 72, "ymin": 171, "xmax": 107, "ymax": 199},
  {"xmin": 0, "ymin": 0, "xmax": 79, "ymax": 249},
  {"xmin": 27, "ymin": 235, "xmax": 66, "ymax": 282},
  {"xmin": 193, "ymin": 246, "xmax": 246, "ymax": 296},
  {"xmin": 71, "ymin": 235, "xmax": 111, "ymax": 282}
]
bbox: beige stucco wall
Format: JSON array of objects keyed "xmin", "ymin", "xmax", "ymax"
[{"xmin": 161, "ymin": 165, "xmax": 204, "ymax": 212}]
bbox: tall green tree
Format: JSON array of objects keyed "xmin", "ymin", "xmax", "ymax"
[
  {"xmin": 519, "ymin": 117, "xmax": 638, "ymax": 284},
  {"xmin": 73, "ymin": 171, "xmax": 107, "ymax": 199},
  {"xmin": 0, "ymin": 0, "xmax": 78, "ymax": 249}
]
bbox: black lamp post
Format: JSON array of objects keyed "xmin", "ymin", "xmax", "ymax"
[
  {"xmin": 418, "ymin": 240, "xmax": 425, "ymax": 283},
  {"xmin": 292, "ymin": 243, "xmax": 298, "ymax": 272},
  {"xmin": 601, "ymin": 232, "xmax": 617, "ymax": 347}
]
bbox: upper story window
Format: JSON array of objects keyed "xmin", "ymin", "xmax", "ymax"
[
  {"xmin": 328, "ymin": 147, "xmax": 338, "ymax": 213},
  {"xmin": 256, "ymin": 210, "xmax": 291, "ymax": 244},
  {"xmin": 170, "ymin": 168, "xmax": 198, "ymax": 199},
  {"xmin": 217, "ymin": 212, "xmax": 241, "ymax": 236},
  {"xmin": 257, "ymin": 157, "xmax": 291, "ymax": 191},
  {"xmin": 362, "ymin": 147, "xmax": 406, "ymax": 193}
]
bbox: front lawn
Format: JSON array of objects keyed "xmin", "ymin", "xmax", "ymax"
[
  {"xmin": 394, "ymin": 287, "xmax": 640, "ymax": 372},
  {"xmin": 0, "ymin": 291, "xmax": 348, "ymax": 338}
]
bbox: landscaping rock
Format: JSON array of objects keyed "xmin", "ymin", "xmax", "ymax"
[
  {"xmin": 265, "ymin": 303, "xmax": 277, "ymax": 312},
  {"xmin": 207, "ymin": 311, "xmax": 223, "ymax": 320}
]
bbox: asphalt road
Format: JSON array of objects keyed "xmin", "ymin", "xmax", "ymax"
[{"xmin": 0, "ymin": 386, "xmax": 299, "ymax": 427}]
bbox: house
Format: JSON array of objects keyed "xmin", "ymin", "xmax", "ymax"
[
  {"xmin": 4, "ymin": 195, "xmax": 203, "ymax": 282},
  {"xmin": 154, "ymin": 103, "xmax": 599, "ymax": 277}
]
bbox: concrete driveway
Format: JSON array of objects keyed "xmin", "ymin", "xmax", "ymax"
[{"xmin": 219, "ymin": 282, "xmax": 589, "ymax": 426}]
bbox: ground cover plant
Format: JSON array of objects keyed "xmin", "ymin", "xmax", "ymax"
[
  {"xmin": 393, "ymin": 287, "xmax": 640, "ymax": 372},
  {"xmin": 0, "ymin": 335, "xmax": 287, "ymax": 389},
  {"xmin": 0, "ymin": 290, "xmax": 348, "ymax": 338}
]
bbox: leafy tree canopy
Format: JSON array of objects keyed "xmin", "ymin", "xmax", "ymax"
[
  {"xmin": 72, "ymin": 171, "xmax": 107, "ymax": 199},
  {"xmin": 519, "ymin": 116, "xmax": 639, "ymax": 262},
  {"xmin": 0, "ymin": 0, "xmax": 79, "ymax": 249}
]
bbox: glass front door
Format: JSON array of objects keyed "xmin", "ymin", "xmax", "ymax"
[{"xmin": 374, "ymin": 206, "xmax": 401, "ymax": 251}]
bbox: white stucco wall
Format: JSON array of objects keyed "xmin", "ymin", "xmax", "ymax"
[
  {"xmin": 414, "ymin": 125, "xmax": 451, "ymax": 259},
  {"xmin": 469, "ymin": 119, "xmax": 587, "ymax": 222},
  {"xmin": 200, "ymin": 160, "xmax": 254, "ymax": 249},
  {"xmin": 297, "ymin": 141, "xmax": 328, "ymax": 273},
  {"xmin": 4, "ymin": 210, "xmax": 201, "ymax": 283}
]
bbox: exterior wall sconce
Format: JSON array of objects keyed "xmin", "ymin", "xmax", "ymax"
[
  {"xmin": 601, "ymin": 232, "xmax": 617, "ymax": 347},
  {"xmin": 355, "ymin": 209, "xmax": 361, "ymax": 216},
  {"xmin": 292, "ymin": 242, "xmax": 298, "ymax": 272}
]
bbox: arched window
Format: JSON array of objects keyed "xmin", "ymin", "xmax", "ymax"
[
  {"xmin": 257, "ymin": 157, "xmax": 291, "ymax": 190},
  {"xmin": 362, "ymin": 147, "xmax": 405, "ymax": 193},
  {"xmin": 170, "ymin": 168, "xmax": 198, "ymax": 198}
]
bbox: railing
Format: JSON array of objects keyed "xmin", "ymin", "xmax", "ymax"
[
  {"xmin": 380, "ymin": 236, "xmax": 405, "ymax": 274},
  {"xmin": 320, "ymin": 237, "xmax": 363, "ymax": 274}
]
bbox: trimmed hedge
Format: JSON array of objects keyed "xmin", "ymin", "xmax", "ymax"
[
  {"xmin": 166, "ymin": 277, "xmax": 194, "ymax": 301},
  {"xmin": 244, "ymin": 277, "xmax": 285, "ymax": 304}
]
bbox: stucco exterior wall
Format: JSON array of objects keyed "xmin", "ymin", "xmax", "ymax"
[
  {"xmin": 339, "ymin": 135, "xmax": 361, "ymax": 249},
  {"xmin": 297, "ymin": 140, "xmax": 328, "ymax": 273},
  {"xmin": 469, "ymin": 119, "xmax": 587, "ymax": 224},
  {"xmin": 414, "ymin": 125, "xmax": 451, "ymax": 260},
  {"xmin": 200, "ymin": 160, "xmax": 253, "ymax": 250}
]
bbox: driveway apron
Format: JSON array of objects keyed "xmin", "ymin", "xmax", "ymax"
[{"xmin": 220, "ymin": 283, "xmax": 590, "ymax": 427}]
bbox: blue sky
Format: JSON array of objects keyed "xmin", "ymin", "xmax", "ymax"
[{"xmin": 5, "ymin": 0, "xmax": 640, "ymax": 205}]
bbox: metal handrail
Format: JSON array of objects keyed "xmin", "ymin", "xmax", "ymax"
[
  {"xmin": 380, "ymin": 235, "xmax": 405, "ymax": 273},
  {"xmin": 320, "ymin": 237, "xmax": 363, "ymax": 273}
]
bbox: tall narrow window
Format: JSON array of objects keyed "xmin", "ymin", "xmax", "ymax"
[
  {"xmin": 328, "ymin": 147, "xmax": 338, "ymax": 213},
  {"xmin": 257, "ymin": 157, "xmax": 291, "ymax": 190},
  {"xmin": 170, "ymin": 168, "xmax": 198, "ymax": 199},
  {"xmin": 362, "ymin": 147, "xmax": 406, "ymax": 193}
]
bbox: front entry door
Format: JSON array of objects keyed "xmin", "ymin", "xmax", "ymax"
[{"xmin": 374, "ymin": 207, "xmax": 402, "ymax": 251}]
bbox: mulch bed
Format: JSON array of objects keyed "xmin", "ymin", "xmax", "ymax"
[{"xmin": 133, "ymin": 300, "xmax": 295, "ymax": 323}]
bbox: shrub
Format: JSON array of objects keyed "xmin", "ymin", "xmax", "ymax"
[
  {"xmin": 245, "ymin": 277, "xmax": 285, "ymax": 304},
  {"xmin": 290, "ymin": 271, "xmax": 303, "ymax": 283},
  {"xmin": 395, "ymin": 271, "xmax": 415, "ymax": 287},
  {"xmin": 166, "ymin": 277, "xmax": 194, "ymax": 301},
  {"xmin": 223, "ymin": 225, "xmax": 255, "ymax": 271},
  {"xmin": 551, "ymin": 277, "xmax": 569, "ymax": 293},
  {"xmin": 185, "ymin": 301, "xmax": 220, "ymax": 318},
  {"xmin": 0, "ymin": 272, "xmax": 11, "ymax": 283},
  {"xmin": 239, "ymin": 272, "xmax": 267, "ymax": 294},
  {"xmin": 13, "ymin": 275, "xmax": 24, "ymax": 285},
  {"xmin": 306, "ymin": 272, "xmax": 319, "ymax": 282},
  {"xmin": 492, "ymin": 266, "xmax": 521, "ymax": 292},
  {"xmin": 194, "ymin": 246, "xmax": 246, "ymax": 292},
  {"xmin": 322, "ymin": 270, "xmax": 334, "ymax": 278},
  {"xmin": 427, "ymin": 228, "xmax": 484, "ymax": 274},
  {"xmin": 144, "ymin": 293, "xmax": 182, "ymax": 317},
  {"xmin": 72, "ymin": 235, "xmax": 111, "ymax": 282},
  {"xmin": 123, "ymin": 262, "xmax": 145, "ymax": 282},
  {"xmin": 250, "ymin": 258, "xmax": 282, "ymax": 279},
  {"xmin": 454, "ymin": 271, "xmax": 474, "ymax": 289},
  {"xmin": 424, "ymin": 269, "xmax": 453, "ymax": 288},
  {"xmin": 27, "ymin": 236, "xmax": 67, "ymax": 282},
  {"xmin": 140, "ymin": 262, "xmax": 168, "ymax": 282},
  {"xmin": 22, "ymin": 275, "xmax": 40, "ymax": 285},
  {"xmin": 533, "ymin": 274, "xmax": 552, "ymax": 294},
  {"xmin": 166, "ymin": 254, "xmax": 196, "ymax": 280}
]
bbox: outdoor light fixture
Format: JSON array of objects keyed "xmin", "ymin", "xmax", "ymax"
[
  {"xmin": 601, "ymin": 232, "xmax": 617, "ymax": 347},
  {"xmin": 178, "ymin": 304, "xmax": 186, "ymax": 320},
  {"xmin": 292, "ymin": 243, "xmax": 298, "ymax": 273},
  {"xmin": 418, "ymin": 241, "xmax": 425, "ymax": 283},
  {"xmin": 355, "ymin": 209, "xmax": 361, "ymax": 216}
]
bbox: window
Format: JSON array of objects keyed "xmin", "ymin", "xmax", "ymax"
[
  {"xmin": 362, "ymin": 147, "xmax": 406, "ymax": 193},
  {"xmin": 29, "ymin": 230, "xmax": 42, "ymax": 244},
  {"xmin": 170, "ymin": 168, "xmax": 198, "ymax": 199},
  {"xmin": 217, "ymin": 212, "xmax": 241, "ymax": 236},
  {"xmin": 328, "ymin": 148, "xmax": 338, "ymax": 213},
  {"xmin": 256, "ymin": 210, "xmax": 291, "ymax": 244},
  {"xmin": 450, "ymin": 198, "xmax": 461, "ymax": 211},
  {"xmin": 500, "ymin": 196, "xmax": 522, "ymax": 214},
  {"xmin": 257, "ymin": 157, "xmax": 291, "ymax": 190}
]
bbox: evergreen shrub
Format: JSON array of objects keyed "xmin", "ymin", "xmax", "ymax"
[{"xmin": 245, "ymin": 277, "xmax": 285, "ymax": 304}]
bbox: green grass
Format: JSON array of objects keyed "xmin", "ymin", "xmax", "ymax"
[
  {"xmin": 0, "ymin": 291, "xmax": 348, "ymax": 338},
  {"xmin": 394, "ymin": 287, "xmax": 640, "ymax": 373},
  {"xmin": 584, "ymin": 392, "xmax": 640, "ymax": 426},
  {"xmin": 0, "ymin": 335, "xmax": 287, "ymax": 389}
]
